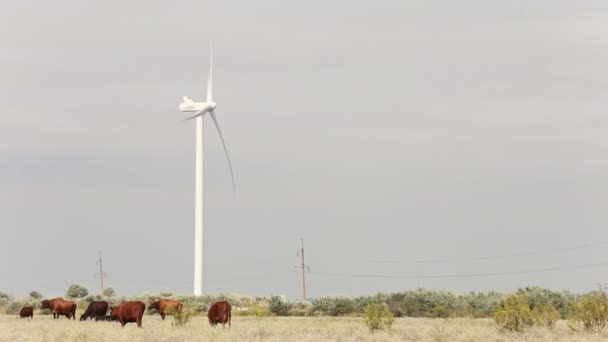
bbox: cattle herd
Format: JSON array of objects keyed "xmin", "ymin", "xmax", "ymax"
[{"xmin": 17, "ymin": 298, "xmax": 232, "ymax": 328}]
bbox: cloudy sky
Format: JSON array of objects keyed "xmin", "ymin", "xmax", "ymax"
[{"xmin": 1, "ymin": 0, "xmax": 607, "ymax": 299}]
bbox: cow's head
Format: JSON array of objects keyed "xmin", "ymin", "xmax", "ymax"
[
  {"xmin": 40, "ymin": 300, "xmax": 49, "ymax": 309},
  {"xmin": 149, "ymin": 301, "xmax": 159, "ymax": 310}
]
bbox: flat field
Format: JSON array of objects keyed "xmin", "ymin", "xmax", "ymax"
[{"xmin": 1, "ymin": 315, "xmax": 607, "ymax": 342}]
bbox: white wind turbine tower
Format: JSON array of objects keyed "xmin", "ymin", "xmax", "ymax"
[{"xmin": 179, "ymin": 45, "xmax": 235, "ymax": 296}]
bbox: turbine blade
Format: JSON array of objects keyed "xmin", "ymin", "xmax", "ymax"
[
  {"xmin": 206, "ymin": 42, "xmax": 213, "ymax": 102},
  {"xmin": 183, "ymin": 111, "xmax": 205, "ymax": 121},
  {"xmin": 209, "ymin": 110, "xmax": 235, "ymax": 196}
]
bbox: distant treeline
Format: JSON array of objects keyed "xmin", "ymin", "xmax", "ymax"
[{"xmin": 0, "ymin": 286, "xmax": 578, "ymax": 319}]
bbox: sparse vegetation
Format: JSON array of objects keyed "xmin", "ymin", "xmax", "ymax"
[
  {"xmin": 2, "ymin": 286, "xmax": 608, "ymax": 340},
  {"xmin": 532, "ymin": 304, "xmax": 560, "ymax": 329},
  {"xmin": 168, "ymin": 307, "xmax": 195, "ymax": 327},
  {"xmin": 29, "ymin": 291, "xmax": 42, "ymax": 300},
  {"xmin": 364, "ymin": 303, "xmax": 394, "ymax": 332},
  {"xmin": 268, "ymin": 296, "xmax": 292, "ymax": 316},
  {"xmin": 102, "ymin": 287, "xmax": 116, "ymax": 297},
  {"xmin": 568, "ymin": 291, "xmax": 608, "ymax": 333},
  {"xmin": 493, "ymin": 293, "xmax": 534, "ymax": 332},
  {"xmin": 66, "ymin": 284, "xmax": 88, "ymax": 299}
]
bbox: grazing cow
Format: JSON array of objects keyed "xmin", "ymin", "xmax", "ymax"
[
  {"xmin": 41, "ymin": 298, "xmax": 77, "ymax": 320},
  {"xmin": 149, "ymin": 299, "xmax": 183, "ymax": 320},
  {"xmin": 207, "ymin": 301, "xmax": 231, "ymax": 327},
  {"xmin": 110, "ymin": 301, "xmax": 145, "ymax": 328},
  {"xmin": 80, "ymin": 301, "xmax": 108, "ymax": 321},
  {"xmin": 19, "ymin": 306, "xmax": 33, "ymax": 319},
  {"xmin": 94, "ymin": 315, "xmax": 115, "ymax": 322}
]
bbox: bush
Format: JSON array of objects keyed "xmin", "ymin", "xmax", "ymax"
[
  {"xmin": 532, "ymin": 304, "xmax": 560, "ymax": 329},
  {"xmin": 29, "ymin": 291, "xmax": 42, "ymax": 300},
  {"xmin": 328, "ymin": 297, "xmax": 356, "ymax": 316},
  {"xmin": 568, "ymin": 291, "xmax": 608, "ymax": 333},
  {"xmin": 430, "ymin": 304, "xmax": 455, "ymax": 319},
  {"xmin": 464, "ymin": 291, "xmax": 504, "ymax": 318},
  {"xmin": 493, "ymin": 293, "xmax": 534, "ymax": 332},
  {"xmin": 518, "ymin": 286, "xmax": 573, "ymax": 318},
  {"xmin": 168, "ymin": 307, "xmax": 195, "ymax": 327},
  {"xmin": 5, "ymin": 301, "xmax": 26, "ymax": 315},
  {"xmin": 103, "ymin": 287, "xmax": 116, "ymax": 297},
  {"xmin": 66, "ymin": 284, "xmax": 88, "ymax": 299},
  {"xmin": 268, "ymin": 296, "xmax": 292, "ymax": 316},
  {"xmin": 364, "ymin": 303, "xmax": 394, "ymax": 332}
]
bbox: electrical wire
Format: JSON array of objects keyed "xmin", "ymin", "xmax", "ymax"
[
  {"xmin": 309, "ymin": 261, "xmax": 608, "ymax": 279},
  {"xmin": 366, "ymin": 241, "xmax": 608, "ymax": 264}
]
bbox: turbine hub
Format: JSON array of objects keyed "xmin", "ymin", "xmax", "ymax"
[{"xmin": 209, "ymin": 101, "xmax": 217, "ymax": 110}]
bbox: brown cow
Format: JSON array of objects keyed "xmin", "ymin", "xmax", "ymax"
[
  {"xmin": 41, "ymin": 298, "xmax": 76, "ymax": 320},
  {"xmin": 110, "ymin": 301, "xmax": 145, "ymax": 328},
  {"xmin": 207, "ymin": 301, "xmax": 231, "ymax": 327},
  {"xmin": 149, "ymin": 299, "xmax": 183, "ymax": 320},
  {"xmin": 19, "ymin": 306, "xmax": 33, "ymax": 319}
]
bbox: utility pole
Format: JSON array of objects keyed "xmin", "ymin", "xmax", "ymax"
[
  {"xmin": 295, "ymin": 238, "xmax": 309, "ymax": 301},
  {"xmin": 94, "ymin": 251, "xmax": 107, "ymax": 296}
]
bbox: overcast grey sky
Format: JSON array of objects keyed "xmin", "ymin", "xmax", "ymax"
[{"xmin": 1, "ymin": 0, "xmax": 607, "ymax": 299}]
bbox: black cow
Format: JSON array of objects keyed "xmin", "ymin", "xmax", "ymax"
[{"xmin": 80, "ymin": 301, "xmax": 108, "ymax": 321}]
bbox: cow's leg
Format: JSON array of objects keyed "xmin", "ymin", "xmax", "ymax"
[{"xmin": 160, "ymin": 311, "xmax": 165, "ymax": 320}]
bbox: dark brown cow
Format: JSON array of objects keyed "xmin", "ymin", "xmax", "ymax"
[
  {"xmin": 110, "ymin": 301, "xmax": 145, "ymax": 328},
  {"xmin": 207, "ymin": 301, "xmax": 231, "ymax": 327},
  {"xmin": 94, "ymin": 315, "xmax": 115, "ymax": 322},
  {"xmin": 19, "ymin": 306, "xmax": 33, "ymax": 319},
  {"xmin": 41, "ymin": 298, "xmax": 76, "ymax": 320},
  {"xmin": 149, "ymin": 299, "xmax": 183, "ymax": 320},
  {"xmin": 80, "ymin": 301, "xmax": 108, "ymax": 321}
]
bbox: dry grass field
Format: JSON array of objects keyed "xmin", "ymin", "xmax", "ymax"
[{"xmin": 2, "ymin": 315, "xmax": 608, "ymax": 342}]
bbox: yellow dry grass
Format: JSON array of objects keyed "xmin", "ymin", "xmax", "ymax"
[{"xmin": 2, "ymin": 315, "xmax": 608, "ymax": 342}]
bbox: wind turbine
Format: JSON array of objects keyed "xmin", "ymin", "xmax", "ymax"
[{"xmin": 179, "ymin": 45, "xmax": 235, "ymax": 296}]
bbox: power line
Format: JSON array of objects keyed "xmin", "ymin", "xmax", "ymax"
[
  {"xmin": 366, "ymin": 241, "xmax": 608, "ymax": 264},
  {"xmin": 310, "ymin": 261, "xmax": 608, "ymax": 279}
]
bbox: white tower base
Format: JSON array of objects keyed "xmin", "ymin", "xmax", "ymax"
[{"xmin": 194, "ymin": 115, "xmax": 204, "ymax": 296}]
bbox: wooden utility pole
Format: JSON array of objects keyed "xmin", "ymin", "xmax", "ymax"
[
  {"xmin": 94, "ymin": 251, "xmax": 107, "ymax": 295},
  {"xmin": 295, "ymin": 238, "xmax": 309, "ymax": 301}
]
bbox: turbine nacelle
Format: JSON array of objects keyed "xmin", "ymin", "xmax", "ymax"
[{"xmin": 179, "ymin": 98, "xmax": 215, "ymax": 113}]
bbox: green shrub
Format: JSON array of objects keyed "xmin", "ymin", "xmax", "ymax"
[
  {"xmin": 269, "ymin": 296, "xmax": 292, "ymax": 316},
  {"xmin": 532, "ymin": 304, "xmax": 560, "ymax": 329},
  {"xmin": 5, "ymin": 301, "xmax": 26, "ymax": 315},
  {"xmin": 102, "ymin": 287, "xmax": 116, "ymax": 297},
  {"xmin": 464, "ymin": 291, "xmax": 504, "ymax": 318},
  {"xmin": 518, "ymin": 286, "xmax": 573, "ymax": 318},
  {"xmin": 430, "ymin": 304, "xmax": 455, "ymax": 319},
  {"xmin": 493, "ymin": 293, "xmax": 534, "ymax": 332},
  {"xmin": 168, "ymin": 307, "xmax": 195, "ymax": 327},
  {"xmin": 29, "ymin": 291, "xmax": 42, "ymax": 300},
  {"xmin": 568, "ymin": 291, "xmax": 608, "ymax": 333},
  {"xmin": 328, "ymin": 297, "xmax": 356, "ymax": 316},
  {"xmin": 364, "ymin": 303, "xmax": 394, "ymax": 332},
  {"xmin": 66, "ymin": 284, "xmax": 88, "ymax": 299}
]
